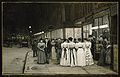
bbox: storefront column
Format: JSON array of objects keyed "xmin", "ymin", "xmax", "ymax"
[
  {"xmin": 109, "ymin": 7, "xmax": 114, "ymax": 70},
  {"xmin": 81, "ymin": 25, "xmax": 83, "ymax": 42},
  {"xmin": 73, "ymin": 27, "xmax": 75, "ymax": 38},
  {"xmin": 50, "ymin": 31, "xmax": 52, "ymax": 39},
  {"xmin": 63, "ymin": 28, "xmax": 65, "ymax": 39}
]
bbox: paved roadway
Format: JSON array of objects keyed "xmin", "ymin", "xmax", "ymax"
[{"xmin": 2, "ymin": 46, "xmax": 31, "ymax": 74}]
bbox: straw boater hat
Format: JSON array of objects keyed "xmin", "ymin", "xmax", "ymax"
[{"xmin": 107, "ymin": 45, "xmax": 111, "ymax": 48}]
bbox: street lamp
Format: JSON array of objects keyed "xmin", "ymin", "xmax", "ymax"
[
  {"xmin": 28, "ymin": 25, "xmax": 32, "ymax": 47},
  {"xmin": 29, "ymin": 25, "xmax": 31, "ymax": 29}
]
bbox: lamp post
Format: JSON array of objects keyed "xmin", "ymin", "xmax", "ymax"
[{"xmin": 28, "ymin": 25, "xmax": 32, "ymax": 47}]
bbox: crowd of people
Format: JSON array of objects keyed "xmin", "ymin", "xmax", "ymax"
[
  {"xmin": 31, "ymin": 36, "xmax": 95, "ymax": 67},
  {"xmin": 97, "ymin": 37, "xmax": 111, "ymax": 66}
]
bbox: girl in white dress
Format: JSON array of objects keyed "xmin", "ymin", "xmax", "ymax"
[
  {"xmin": 75, "ymin": 38, "xmax": 86, "ymax": 66},
  {"xmin": 68, "ymin": 37, "xmax": 77, "ymax": 67},
  {"xmin": 84, "ymin": 38, "xmax": 94, "ymax": 65},
  {"xmin": 60, "ymin": 39, "xmax": 70, "ymax": 66}
]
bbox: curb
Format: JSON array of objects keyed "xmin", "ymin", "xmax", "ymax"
[{"xmin": 22, "ymin": 50, "xmax": 31, "ymax": 74}]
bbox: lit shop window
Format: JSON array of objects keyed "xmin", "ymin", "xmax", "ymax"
[
  {"xmin": 46, "ymin": 32, "xmax": 51, "ymax": 38},
  {"xmin": 57, "ymin": 29, "xmax": 63, "ymax": 39},
  {"xmin": 103, "ymin": 15, "xmax": 109, "ymax": 25},
  {"xmin": 74, "ymin": 28, "xmax": 82, "ymax": 39},
  {"xmin": 83, "ymin": 26, "xmax": 87, "ymax": 38},
  {"xmin": 93, "ymin": 18, "xmax": 98, "ymax": 38},
  {"xmin": 92, "ymin": 14, "xmax": 110, "ymax": 52},
  {"xmin": 83, "ymin": 24, "xmax": 92, "ymax": 38},
  {"xmin": 92, "ymin": 15, "xmax": 110, "ymax": 42},
  {"xmin": 51, "ymin": 30, "xmax": 56, "ymax": 39},
  {"xmin": 102, "ymin": 15, "xmax": 110, "ymax": 41},
  {"xmin": 65, "ymin": 28, "xmax": 74, "ymax": 39}
]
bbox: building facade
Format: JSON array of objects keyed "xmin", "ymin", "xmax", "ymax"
[{"xmin": 34, "ymin": 3, "xmax": 118, "ymax": 72}]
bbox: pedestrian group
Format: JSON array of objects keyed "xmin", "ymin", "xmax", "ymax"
[{"xmin": 32, "ymin": 37, "xmax": 94, "ymax": 67}]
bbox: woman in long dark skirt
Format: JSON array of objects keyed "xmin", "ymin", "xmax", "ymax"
[
  {"xmin": 97, "ymin": 38, "xmax": 108, "ymax": 66},
  {"xmin": 37, "ymin": 39, "xmax": 46, "ymax": 64},
  {"xmin": 105, "ymin": 45, "xmax": 111, "ymax": 65}
]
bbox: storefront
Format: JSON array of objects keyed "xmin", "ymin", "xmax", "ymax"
[
  {"xmin": 74, "ymin": 5, "xmax": 118, "ymax": 71},
  {"xmin": 92, "ymin": 9, "xmax": 110, "ymax": 60},
  {"xmin": 33, "ymin": 3, "xmax": 118, "ymax": 72},
  {"xmin": 82, "ymin": 5, "xmax": 118, "ymax": 72}
]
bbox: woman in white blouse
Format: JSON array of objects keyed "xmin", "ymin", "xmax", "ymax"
[
  {"xmin": 68, "ymin": 37, "xmax": 77, "ymax": 67},
  {"xmin": 84, "ymin": 38, "xmax": 94, "ymax": 65},
  {"xmin": 75, "ymin": 38, "xmax": 86, "ymax": 66},
  {"xmin": 60, "ymin": 39, "xmax": 70, "ymax": 66}
]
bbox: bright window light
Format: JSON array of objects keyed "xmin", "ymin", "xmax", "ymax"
[
  {"xmin": 75, "ymin": 21, "xmax": 82, "ymax": 24},
  {"xmin": 34, "ymin": 31, "xmax": 44, "ymax": 36},
  {"xmin": 91, "ymin": 26, "xmax": 98, "ymax": 29},
  {"xmin": 99, "ymin": 24, "xmax": 108, "ymax": 28},
  {"xmin": 91, "ymin": 24, "xmax": 108, "ymax": 30}
]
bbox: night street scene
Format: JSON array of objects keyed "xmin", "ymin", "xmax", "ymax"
[{"xmin": 2, "ymin": 2, "xmax": 118, "ymax": 76}]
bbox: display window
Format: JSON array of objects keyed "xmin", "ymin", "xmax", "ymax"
[
  {"xmin": 92, "ymin": 14, "xmax": 110, "ymax": 53},
  {"xmin": 65, "ymin": 28, "xmax": 74, "ymax": 39},
  {"xmin": 83, "ymin": 24, "xmax": 92, "ymax": 38},
  {"xmin": 74, "ymin": 28, "xmax": 82, "ymax": 39}
]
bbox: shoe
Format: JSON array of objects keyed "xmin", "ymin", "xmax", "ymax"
[
  {"xmin": 46, "ymin": 62, "xmax": 49, "ymax": 64},
  {"xmin": 37, "ymin": 62, "xmax": 40, "ymax": 64}
]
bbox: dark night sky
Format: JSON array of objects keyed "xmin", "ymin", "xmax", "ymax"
[{"xmin": 3, "ymin": 3, "xmax": 61, "ymax": 34}]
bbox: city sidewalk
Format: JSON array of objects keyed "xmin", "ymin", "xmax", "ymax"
[{"xmin": 24, "ymin": 51, "xmax": 118, "ymax": 75}]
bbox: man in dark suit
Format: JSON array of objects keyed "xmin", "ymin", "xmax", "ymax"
[
  {"xmin": 55, "ymin": 38, "xmax": 62, "ymax": 64},
  {"xmin": 44, "ymin": 38, "xmax": 51, "ymax": 64},
  {"xmin": 32, "ymin": 40, "xmax": 38, "ymax": 57}
]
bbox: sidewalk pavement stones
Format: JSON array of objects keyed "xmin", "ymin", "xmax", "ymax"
[
  {"xmin": 24, "ymin": 51, "xmax": 118, "ymax": 75},
  {"xmin": 82, "ymin": 64, "xmax": 117, "ymax": 74}
]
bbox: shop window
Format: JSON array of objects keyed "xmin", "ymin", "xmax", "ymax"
[
  {"xmin": 103, "ymin": 15, "xmax": 109, "ymax": 25},
  {"xmin": 74, "ymin": 28, "xmax": 82, "ymax": 39},
  {"xmin": 65, "ymin": 28, "xmax": 74, "ymax": 39},
  {"xmin": 56, "ymin": 29, "xmax": 63, "ymax": 39},
  {"xmin": 93, "ymin": 19, "xmax": 99, "ymax": 40},
  {"xmin": 83, "ymin": 24, "xmax": 92, "ymax": 38},
  {"xmin": 47, "ymin": 32, "xmax": 51, "ymax": 38},
  {"xmin": 102, "ymin": 15, "xmax": 110, "ymax": 41},
  {"xmin": 94, "ymin": 18, "xmax": 99, "ymax": 26},
  {"xmin": 93, "ymin": 14, "xmax": 110, "ymax": 54},
  {"xmin": 83, "ymin": 25, "xmax": 87, "ymax": 38},
  {"xmin": 88, "ymin": 24, "xmax": 92, "ymax": 35},
  {"xmin": 99, "ymin": 18, "xmax": 103, "ymax": 38}
]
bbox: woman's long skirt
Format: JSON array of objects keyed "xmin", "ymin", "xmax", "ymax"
[
  {"xmin": 105, "ymin": 50, "xmax": 111, "ymax": 65},
  {"xmin": 51, "ymin": 46, "xmax": 57, "ymax": 64},
  {"xmin": 69, "ymin": 49, "xmax": 77, "ymax": 66},
  {"xmin": 85, "ymin": 48, "xmax": 94, "ymax": 65},
  {"xmin": 37, "ymin": 50, "xmax": 46, "ymax": 64},
  {"xmin": 60, "ymin": 48, "xmax": 70, "ymax": 66},
  {"xmin": 97, "ymin": 48, "xmax": 106, "ymax": 66},
  {"xmin": 77, "ymin": 48, "xmax": 86, "ymax": 66}
]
